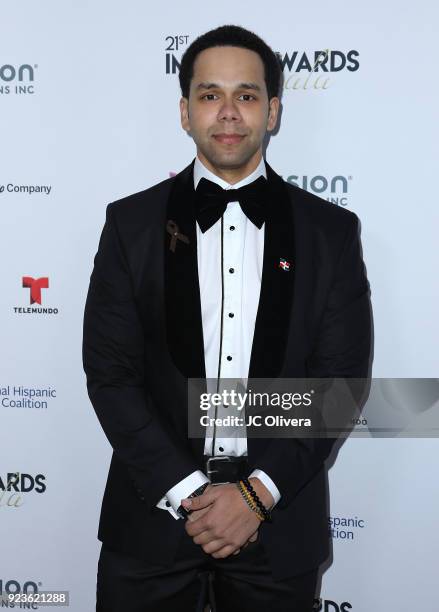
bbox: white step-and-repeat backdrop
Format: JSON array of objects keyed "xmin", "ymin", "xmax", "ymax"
[{"xmin": 1, "ymin": 1, "xmax": 438, "ymax": 610}]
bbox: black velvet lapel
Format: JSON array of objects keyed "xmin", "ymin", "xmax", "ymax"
[
  {"xmin": 247, "ymin": 161, "xmax": 296, "ymax": 379},
  {"xmin": 164, "ymin": 160, "xmax": 206, "ymax": 380}
]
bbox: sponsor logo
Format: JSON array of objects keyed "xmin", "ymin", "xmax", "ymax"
[
  {"xmin": 13, "ymin": 276, "xmax": 59, "ymax": 315},
  {"xmin": 276, "ymin": 49, "xmax": 360, "ymax": 91},
  {"xmin": 0, "ymin": 63, "xmax": 37, "ymax": 95},
  {"xmin": 22, "ymin": 277, "xmax": 48, "ymax": 305},
  {"xmin": 0, "ymin": 183, "xmax": 52, "ymax": 195},
  {"xmin": 1, "ymin": 385, "xmax": 56, "ymax": 409},
  {"xmin": 286, "ymin": 174, "xmax": 352, "ymax": 207},
  {"xmin": 0, "ymin": 578, "xmax": 40, "ymax": 596}
]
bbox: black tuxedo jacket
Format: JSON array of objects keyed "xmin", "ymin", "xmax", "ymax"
[{"xmin": 82, "ymin": 159, "xmax": 371, "ymax": 581}]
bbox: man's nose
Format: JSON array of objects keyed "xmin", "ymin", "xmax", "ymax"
[{"xmin": 218, "ymin": 98, "xmax": 241, "ymax": 122}]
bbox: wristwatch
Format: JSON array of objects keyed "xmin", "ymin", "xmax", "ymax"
[{"xmin": 176, "ymin": 482, "xmax": 209, "ymax": 519}]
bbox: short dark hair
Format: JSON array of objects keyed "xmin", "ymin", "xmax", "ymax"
[{"xmin": 179, "ymin": 25, "xmax": 282, "ymax": 100}]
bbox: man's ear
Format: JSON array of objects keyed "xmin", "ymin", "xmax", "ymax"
[
  {"xmin": 267, "ymin": 97, "xmax": 280, "ymax": 132},
  {"xmin": 180, "ymin": 97, "xmax": 190, "ymax": 132}
]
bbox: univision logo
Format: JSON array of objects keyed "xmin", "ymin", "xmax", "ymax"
[
  {"xmin": 0, "ymin": 64, "xmax": 37, "ymax": 94},
  {"xmin": 286, "ymin": 174, "xmax": 351, "ymax": 207},
  {"xmin": 0, "ymin": 64, "xmax": 35, "ymax": 81},
  {"xmin": 0, "ymin": 579, "xmax": 40, "ymax": 595},
  {"xmin": 0, "ymin": 581, "xmax": 68, "ymax": 608}
]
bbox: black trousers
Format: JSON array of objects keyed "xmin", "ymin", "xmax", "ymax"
[{"xmin": 96, "ymin": 528, "xmax": 319, "ymax": 612}]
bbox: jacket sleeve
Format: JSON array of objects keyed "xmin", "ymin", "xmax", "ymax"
[
  {"xmin": 253, "ymin": 212, "xmax": 372, "ymax": 509},
  {"xmin": 82, "ymin": 203, "xmax": 200, "ymax": 510}
]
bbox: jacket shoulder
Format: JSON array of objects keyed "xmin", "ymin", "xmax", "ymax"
[
  {"xmin": 284, "ymin": 181, "xmax": 359, "ymax": 231},
  {"xmin": 106, "ymin": 175, "xmax": 175, "ymax": 224}
]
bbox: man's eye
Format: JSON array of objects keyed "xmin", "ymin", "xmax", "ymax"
[
  {"xmin": 239, "ymin": 94, "xmax": 255, "ymax": 101},
  {"xmin": 202, "ymin": 94, "xmax": 218, "ymax": 100}
]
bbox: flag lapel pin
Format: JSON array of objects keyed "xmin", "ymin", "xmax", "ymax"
[{"xmin": 278, "ymin": 257, "xmax": 291, "ymax": 271}]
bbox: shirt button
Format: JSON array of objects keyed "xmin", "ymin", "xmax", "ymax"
[
  {"xmin": 230, "ymin": 225, "xmax": 235, "ymax": 231},
  {"xmin": 229, "ymin": 268, "xmax": 234, "ymax": 274},
  {"xmin": 219, "ymin": 446, "xmax": 224, "ymax": 452},
  {"xmin": 226, "ymin": 356, "xmax": 232, "ymax": 361},
  {"xmin": 165, "ymin": 501, "xmax": 171, "ymax": 507},
  {"xmin": 228, "ymin": 312, "xmax": 234, "ymax": 318}
]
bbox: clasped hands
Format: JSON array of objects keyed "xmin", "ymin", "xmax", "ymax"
[{"xmin": 181, "ymin": 477, "xmax": 273, "ymax": 559}]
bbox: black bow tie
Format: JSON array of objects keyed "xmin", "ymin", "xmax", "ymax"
[{"xmin": 194, "ymin": 175, "xmax": 267, "ymax": 233}]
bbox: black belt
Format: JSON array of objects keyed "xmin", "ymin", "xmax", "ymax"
[{"xmin": 204, "ymin": 455, "xmax": 249, "ymax": 485}]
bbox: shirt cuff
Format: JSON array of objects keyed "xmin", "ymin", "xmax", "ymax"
[
  {"xmin": 249, "ymin": 469, "xmax": 281, "ymax": 507},
  {"xmin": 156, "ymin": 470, "xmax": 209, "ymax": 519}
]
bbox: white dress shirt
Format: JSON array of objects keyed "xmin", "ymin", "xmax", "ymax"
[{"xmin": 156, "ymin": 155, "xmax": 281, "ymax": 519}]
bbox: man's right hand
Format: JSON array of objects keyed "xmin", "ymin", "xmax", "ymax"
[{"xmin": 186, "ymin": 484, "xmax": 215, "ymax": 523}]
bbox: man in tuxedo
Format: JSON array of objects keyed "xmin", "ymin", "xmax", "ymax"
[{"xmin": 82, "ymin": 24, "xmax": 371, "ymax": 612}]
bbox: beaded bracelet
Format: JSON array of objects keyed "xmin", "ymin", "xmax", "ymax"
[
  {"xmin": 241, "ymin": 478, "xmax": 272, "ymax": 523},
  {"xmin": 239, "ymin": 480, "xmax": 268, "ymax": 522},
  {"xmin": 236, "ymin": 480, "xmax": 264, "ymax": 521},
  {"xmin": 237, "ymin": 480, "xmax": 264, "ymax": 521}
]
